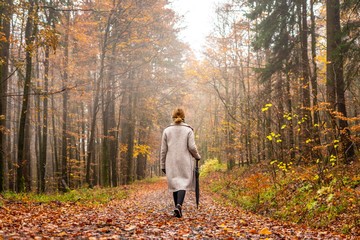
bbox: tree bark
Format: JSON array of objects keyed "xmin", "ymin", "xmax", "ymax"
[
  {"xmin": 61, "ymin": 5, "xmax": 70, "ymax": 191},
  {"xmin": 0, "ymin": 0, "xmax": 12, "ymax": 192},
  {"xmin": 299, "ymin": 0, "xmax": 311, "ymax": 162},
  {"xmin": 310, "ymin": 0, "xmax": 320, "ymax": 143},
  {"xmin": 136, "ymin": 114, "xmax": 149, "ymax": 180},
  {"xmin": 119, "ymin": 72, "xmax": 135, "ymax": 184},
  {"xmin": 86, "ymin": 11, "xmax": 113, "ymax": 187},
  {"xmin": 17, "ymin": 0, "xmax": 36, "ymax": 192},
  {"xmin": 326, "ymin": 0, "xmax": 355, "ymax": 162}
]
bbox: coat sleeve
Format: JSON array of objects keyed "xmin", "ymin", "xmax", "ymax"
[
  {"xmin": 187, "ymin": 130, "xmax": 201, "ymax": 160},
  {"xmin": 160, "ymin": 130, "xmax": 167, "ymax": 169}
]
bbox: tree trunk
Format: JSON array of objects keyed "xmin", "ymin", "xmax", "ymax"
[
  {"xmin": 16, "ymin": 0, "xmax": 36, "ymax": 192},
  {"xmin": 120, "ymin": 75, "xmax": 135, "ymax": 184},
  {"xmin": 326, "ymin": 0, "xmax": 338, "ymax": 109},
  {"xmin": 86, "ymin": 11, "xmax": 112, "ymax": 187},
  {"xmin": 310, "ymin": 0, "xmax": 320, "ymax": 144},
  {"xmin": 108, "ymin": 74, "xmax": 118, "ymax": 187},
  {"xmin": 39, "ymin": 43, "xmax": 50, "ymax": 193},
  {"xmin": 0, "ymin": 0, "xmax": 12, "ymax": 192},
  {"xmin": 299, "ymin": 0, "xmax": 311, "ymax": 162},
  {"xmin": 326, "ymin": 0, "xmax": 355, "ymax": 162},
  {"xmin": 136, "ymin": 117, "xmax": 149, "ymax": 180},
  {"xmin": 61, "ymin": 7, "xmax": 70, "ymax": 191},
  {"xmin": 101, "ymin": 41, "xmax": 117, "ymax": 187},
  {"xmin": 51, "ymin": 78, "xmax": 59, "ymax": 189}
]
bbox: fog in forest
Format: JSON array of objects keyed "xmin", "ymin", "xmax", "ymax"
[{"xmin": 0, "ymin": 0, "xmax": 359, "ymax": 194}]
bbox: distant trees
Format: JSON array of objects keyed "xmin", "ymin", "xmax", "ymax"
[
  {"xmin": 1, "ymin": 0, "xmax": 358, "ymax": 193},
  {"xmin": 0, "ymin": 0, "xmax": 188, "ymax": 192},
  {"xmin": 195, "ymin": 0, "xmax": 359, "ymax": 172}
]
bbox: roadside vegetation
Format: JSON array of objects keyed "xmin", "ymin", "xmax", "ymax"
[
  {"xmin": 0, "ymin": 187, "xmax": 128, "ymax": 206},
  {"xmin": 201, "ymin": 158, "xmax": 360, "ymax": 236}
]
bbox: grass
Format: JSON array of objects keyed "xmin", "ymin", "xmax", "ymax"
[
  {"xmin": 203, "ymin": 161, "xmax": 360, "ymax": 235},
  {"xmin": 0, "ymin": 176, "xmax": 164, "ymax": 206},
  {"xmin": 1, "ymin": 186, "xmax": 128, "ymax": 205}
]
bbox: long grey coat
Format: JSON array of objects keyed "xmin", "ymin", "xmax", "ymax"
[{"xmin": 160, "ymin": 122, "xmax": 201, "ymax": 192}]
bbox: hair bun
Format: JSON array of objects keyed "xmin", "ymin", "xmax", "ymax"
[
  {"xmin": 174, "ymin": 117, "xmax": 183, "ymax": 124},
  {"xmin": 172, "ymin": 108, "xmax": 185, "ymax": 124}
]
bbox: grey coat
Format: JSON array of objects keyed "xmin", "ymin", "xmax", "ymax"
[{"xmin": 160, "ymin": 122, "xmax": 201, "ymax": 192}]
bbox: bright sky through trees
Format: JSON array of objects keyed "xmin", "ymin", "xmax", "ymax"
[{"xmin": 169, "ymin": 0, "xmax": 225, "ymax": 56}]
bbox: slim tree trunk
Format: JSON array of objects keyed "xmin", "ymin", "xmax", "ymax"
[
  {"xmin": 108, "ymin": 44, "xmax": 118, "ymax": 187},
  {"xmin": 0, "ymin": 0, "xmax": 12, "ymax": 192},
  {"xmin": 101, "ymin": 90, "xmax": 109, "ymax": 186},
  {"xmin": 285, "ymin": 72, "xmax": 295, "ymax": 161},
  {"xmin": 61, "ymin": 6, "xmax": 70, "ymax": 191},
  {"xmin": 119, "ymin": 72, "xmax": 136, "ymax": 184},
  {"xmin": 86, "ymin": 11, "xmax": 112, "ymax": 187},
  {"xmin": 299, "ymin": 0, "xmax": 311, "ymax": 161},
  {"xmin": 136, "ymin": 112, "xmax": 148, "ymax": 180},
  {"xmin": 51, "ymin": 78, "xmax": 59, "ymax": 189},
  {"xmin": 17, "ymin": 0, "xmax": 35, "ymax": 192},
  {"xmin": 39, "ymin": 36, "xmax": 51, "ymax": 193},
  {"xmin": 310, "ymin": 0, "xmax": 320, "ymax": 141}
]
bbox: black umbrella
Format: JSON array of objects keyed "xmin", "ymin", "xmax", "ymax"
[{"xmin": 195, "ymin": 160, "xmax": 200, "ymax": 209}]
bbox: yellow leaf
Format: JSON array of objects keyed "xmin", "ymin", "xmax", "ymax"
[{"xmin": 259, "ymin": 227, "xmax": 272, "ymax": 235}]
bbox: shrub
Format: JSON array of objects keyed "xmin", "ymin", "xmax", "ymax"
[{"xmin": 200, "ymin": 158, "xmax": 226, "ymax": 177}]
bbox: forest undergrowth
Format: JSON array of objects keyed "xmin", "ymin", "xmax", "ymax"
[
  {"xmin": 0, "ymin": 176, "xmax": 349, "ymax": 239},
  {"xmin": 202, "ymin": 159, "xmax": 360, "ymax": 236}
]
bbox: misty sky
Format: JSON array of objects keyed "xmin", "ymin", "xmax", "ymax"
[{"xmin": 170, "ymin": 0, "xmax": 225, "ymax": 56}]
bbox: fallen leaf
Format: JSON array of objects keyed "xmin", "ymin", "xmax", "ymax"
[
  {"xmin": 249, "ymin": 229, "xmax": 257, "ymax": 234},
  {"xmin": 124, "ymin": 225, "xmax": 136, "ymax": 231},
  {"xmin": 259, "ymin": 227, "xmax": 272, "ymax": 235}
]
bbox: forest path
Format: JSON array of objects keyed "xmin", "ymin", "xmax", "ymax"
[{"xmin": 0, "ymin": 178, "xmax": 348, "ymax": 239}]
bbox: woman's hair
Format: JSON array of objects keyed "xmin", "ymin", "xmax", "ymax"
[{"xmin": 172, "ymin": 108, "xmax": 185, "ymax": 124}]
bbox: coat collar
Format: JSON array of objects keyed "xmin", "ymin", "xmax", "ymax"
[{"xmin": 168, "ymin": 122, "xmax": 193, "ymax": 131}]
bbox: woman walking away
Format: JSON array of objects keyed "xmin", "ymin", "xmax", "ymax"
[{"xmin": 160, "ymin": 108, "xmax": 201, "ymax": 218}]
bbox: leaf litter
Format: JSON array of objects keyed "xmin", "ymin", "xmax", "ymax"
[{"xmin": 0, "ymin": 179, "xmax": 352, "ymax": 239}]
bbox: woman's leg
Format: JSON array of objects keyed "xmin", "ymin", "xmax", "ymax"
[
  {"xmin": 173, "ymin": 191, "xmax": 178, "ymax": 207},
  {"xmin": 176, "ymin": 190, "xmax": 186, "ymax": 206},
  {"xmin": 173, "ymin": 190, "xmax": 185, "ymax": 218}
]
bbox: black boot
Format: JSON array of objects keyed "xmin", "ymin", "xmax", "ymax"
[{"xmin": 174, "ymin": 204, "xmax": 182, "ymax": 218}]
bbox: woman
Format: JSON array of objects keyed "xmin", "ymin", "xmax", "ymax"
[{"xmin": 160, "ymin": 108, "xmax": 201, "ymax": 218}]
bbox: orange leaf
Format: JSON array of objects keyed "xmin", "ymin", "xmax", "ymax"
[
  {"xmin": 259, "ymin": 227, "xmax": 272, "ymax": 235},
  {"xmin": 249, "ymin": 229, "xmax": 257, "ymax": 234}
]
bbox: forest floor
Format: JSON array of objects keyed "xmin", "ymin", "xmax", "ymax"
[{"xmin": 0, "ymin": 178, "xmax": 353, "ymax": 239}]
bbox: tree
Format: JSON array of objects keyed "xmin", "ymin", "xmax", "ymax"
[
  {"xmin": 326, "ymin": 0, "xmax": 355, "ymax": 163},
  {"xmin": 37, "ymin": 0, "xmax": 57, "ymax": 193},
  {"xmin": 0, "ymin": 0, "xmax": 12, "ymax": 192},
  {"xmin": 17, "ymin": 0, "xmax": 37, "ymax": 192}
]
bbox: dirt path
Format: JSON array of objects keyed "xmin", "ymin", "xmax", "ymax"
[{"xmin": 0, "ymin": 179, "xmax": 351, "ymax": 239}]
